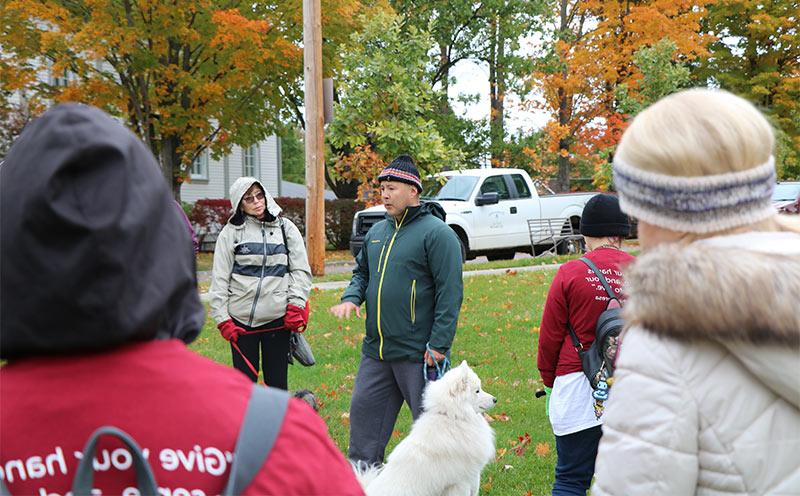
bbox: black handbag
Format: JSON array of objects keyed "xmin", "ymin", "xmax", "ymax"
[{"xmin": 288, "ymin": 332, "xmax": 316, "ymax": 367}]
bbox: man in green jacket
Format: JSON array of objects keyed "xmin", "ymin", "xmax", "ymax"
[{"xmin": 330, "ymin": 154, "xmax": 463, "ymax": 465}]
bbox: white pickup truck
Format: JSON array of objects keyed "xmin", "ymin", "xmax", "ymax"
[{"xmin": 349, "ymin": 168, "xmax": 598, "ymax": 261}]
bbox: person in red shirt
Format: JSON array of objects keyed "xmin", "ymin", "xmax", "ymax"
[
  {"xmin": 0, "ymin": 104, "xmax": 363, "ymax": 496},
  {"xmin": 536, "ymin": 194, "xmax": 634, "ymax": 496}
]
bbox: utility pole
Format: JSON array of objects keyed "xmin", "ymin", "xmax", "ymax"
[{"xmin": 303, "ymin": 0, "xmax": 325, "ymax": 275}]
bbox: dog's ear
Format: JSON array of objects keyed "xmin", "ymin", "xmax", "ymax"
[
  {"xmin": 459, "ymin": 360, "xmax": 468, "ymax": 368},
  {"xmin": 448, "ymin": 366, "xmax": 470, "ymax": 397}
]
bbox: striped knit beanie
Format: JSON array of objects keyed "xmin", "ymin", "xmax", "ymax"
[
  {"xmin": 612, "ymin": 156, "xmax": 776, "ymax": 234},
  {"xmin": 378, "ymin": 155, "xmax": 422, "ymax": 192}
]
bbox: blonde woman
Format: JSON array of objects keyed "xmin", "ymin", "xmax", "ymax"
[{"xmin": 592, "ymin": 89, "xmax": 800, "ymax": 495}]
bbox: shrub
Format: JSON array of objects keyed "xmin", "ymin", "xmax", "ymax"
[
  {"xmin": 189, "ymin": 199, "xmax": 232, "ymax": 251},
  {"xmin": 274, "ymin": 197, "xmax": 366, "ymax": 250}
]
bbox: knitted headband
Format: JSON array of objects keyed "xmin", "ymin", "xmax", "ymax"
[{"xmin": 612, "ymin": 156, "xmax": 777, "ymax": 233}]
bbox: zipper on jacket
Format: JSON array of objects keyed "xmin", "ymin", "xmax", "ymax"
[
  {"xmin": 247, "ymin": 224, "xmax": 268, "ymax": 326},
  {"xmin": 377, "ymin": 243, "xmax": 387, "ymax": 274},
  {"xmin": 376, "ymin": 209, "xmax": 408, "ymax": 360},
  {"xmin": 410, "ymin": 279, "xmax": 416, "ymax": 325}
]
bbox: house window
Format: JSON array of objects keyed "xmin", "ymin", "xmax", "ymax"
[
  {"xmin": 48, "ymin": 59, "xmax": 75, "ymax": 87},
  {"xmin": 243, "ymin": 144, "xmax": 260, "ymax": 177},
  {"xmin": 190, "ymin": 150, "xmax": 209, "ymax": 180}
]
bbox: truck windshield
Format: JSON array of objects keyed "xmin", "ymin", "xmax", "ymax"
[{"xmin": 420, "ymin": 175, "xmax": 479, "ymax": 201}]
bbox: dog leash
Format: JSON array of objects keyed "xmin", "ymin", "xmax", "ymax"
[
  {"xmin": 230, "ymin": 323, "xmax": 306, "ymax": 379},
  {"xmin": 423, "ymin": 343, "xmax": 450, "ymax": 381}
]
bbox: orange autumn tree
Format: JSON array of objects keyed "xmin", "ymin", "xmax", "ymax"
[
  {"xmin": 529, "ymin": 0, "xmax": 713, "ymax": 191},
  {"xmin": 1, "ymin": 0, "xmax": 367, "ymax": 199}
]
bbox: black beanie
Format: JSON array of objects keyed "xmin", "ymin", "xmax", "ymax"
[
  {"xmin": 378, "ymin": 154, "xmax": 422, "ymax": 192},
  {"xmin": 580, "ymin": 194, "xmax": 631, "ymax": 237}
]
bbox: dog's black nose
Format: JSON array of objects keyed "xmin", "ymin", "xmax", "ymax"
[{"xmin": 492, "ymin": 397, "xmax": 497, "ymax": 403}]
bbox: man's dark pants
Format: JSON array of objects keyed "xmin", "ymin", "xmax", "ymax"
[{"xmin": 348, "ymin": 354, "xmax": 427, "ymax": 465}]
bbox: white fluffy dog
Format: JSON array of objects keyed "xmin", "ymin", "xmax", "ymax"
[{"xmin": 354, "ymin": 361, "xmax": 497, "ymax": 496}]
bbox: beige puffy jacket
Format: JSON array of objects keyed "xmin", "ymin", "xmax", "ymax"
[
  {"xmin": 593, "ymin": 231, "xmax": 800, "ymax": 496},
  {"xmin": 209, "ymin": 178, "xmax": 311, "ymax": 327}
]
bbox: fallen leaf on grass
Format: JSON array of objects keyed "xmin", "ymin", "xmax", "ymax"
[
  {"xmin": 505, "ymin": 269, "xmax": 518, "ymax": 276},
  {"xmin": 511, "ymin": 432, "xmax": 532, "ymax": 456},
  {"xmin": 534, "ymin": 442, "xmax": 551, "ymax": 457},
  {"xmin": 489, "ymin": 412, "xmax": 511, "ymax": 422}
]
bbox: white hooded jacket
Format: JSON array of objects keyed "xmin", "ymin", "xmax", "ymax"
[
  {"xmin": 593, "ymin": 231, "xmax": 800, "ymax": 496},
  {"xmin": 209, "ymin": 178, "xmax": 312, "ymax": 327}
]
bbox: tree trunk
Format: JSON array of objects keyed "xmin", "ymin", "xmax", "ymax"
[
  {"xmin": 488, "ymin": 14, "xmax": 506, "ymax": 167},
  {"xmin": 160, "ymin": 135, "xmax": 182, "ymax": 201}
]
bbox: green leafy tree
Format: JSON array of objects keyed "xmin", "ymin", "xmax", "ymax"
[
  {"xmin": 327, "ymin": 11, "xmax": 463, "ymax": 199},
  {"xmin": 696, "ymin": 0, "xmax": 800, "ymax": 178},
  {"xmin": 392, "ymin": 0, "xmax": 545, "ymax": 167},
  {"xmin": 280, "ymin": 127, "xmax": 306, "ymax": 184}
]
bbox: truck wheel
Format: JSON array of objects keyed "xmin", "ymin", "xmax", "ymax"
[
  {"xmin": 556, "ymin": 238, "xmax": 585, "ymax": 255},
  {"xmin": 451, "ymin": 227, "xmax": 469, "ymax": 263}
]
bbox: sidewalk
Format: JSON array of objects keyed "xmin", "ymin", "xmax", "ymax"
[{"xmin": 198, "ymin": 261, "xmax": 563, "ymax": 302}]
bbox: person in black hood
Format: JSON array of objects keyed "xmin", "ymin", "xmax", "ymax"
[
  {"xmin": 1, "ymin": 104, "xmax": 204, "ymax": 355},
  {"xmin": 0, "ymin": 104, "xmax": 364, "ymax": 495}
]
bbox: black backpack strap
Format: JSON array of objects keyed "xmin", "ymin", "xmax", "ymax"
[
  {"xmin": 223, "ymin": 384, "xmax": 290, "ymax": 496},
  {"xmin": 579, "ymin": 257, "xmax": 619, "ymax": 301},
  {"xmin": 71, "ymin": 427, "xmax": 158, "ymax": 496},
  {"xmin": 567, "ymin": 322, "xmax": 584, "ymax": 354}
]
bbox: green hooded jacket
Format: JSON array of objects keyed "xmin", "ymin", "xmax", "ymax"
[{"xmin": 341, "ymin": 202, "xmax": 463, "ymax": 362}]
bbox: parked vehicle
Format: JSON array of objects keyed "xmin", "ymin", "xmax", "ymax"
[
  {"xmin": 350, "ymin": 168, "xmax": 598, "ymax": 261},
  {"xmin": 773, "ymin": 181, "xmax": 800, "ymax": 212}
]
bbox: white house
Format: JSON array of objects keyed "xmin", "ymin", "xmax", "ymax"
[{"xmin": 181, "ymin": 136, "xmax": 283, "ymax": 202}]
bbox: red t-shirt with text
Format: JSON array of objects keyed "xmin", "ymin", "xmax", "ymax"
[
  {"xmin": 537, "ymin": 247, "xmax": 635, "ymax": 387},
  {"xmin": 0, "ymin": 340, "xmax": 364, "ymax": 496}
]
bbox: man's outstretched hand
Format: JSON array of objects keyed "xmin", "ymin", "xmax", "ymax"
[{"xmin": 329, "ymin": 301, "xmax": 362, "ymax": 319}]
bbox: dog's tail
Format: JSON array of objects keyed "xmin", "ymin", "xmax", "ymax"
[{"xmin": 350, "ymin": 460, "xmax": 382, "ymax": 490}]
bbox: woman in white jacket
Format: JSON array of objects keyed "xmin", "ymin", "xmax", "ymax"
[
  {"xmin": 209, "ymin": 177, "xmax": 312, "ymax": 388},
  {"xmin": 592, "ymin": 89, "xmax": 800, "ymax": 495}
]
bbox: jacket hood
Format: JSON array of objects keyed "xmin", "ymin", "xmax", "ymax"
[
  {"xmin": 228, "ymin": 176, "xmax": 281, "ymax": 226},
  {"xmin": 228, "ymin": 177, "xmax": 282, "ymax": 226},
  {"xmin": 0, "ymin": 104, "xmax": 205, "ymax": 359},
  {"xmin": 623, "ymin": 231, "xmax": 800, "ymax": 406}
]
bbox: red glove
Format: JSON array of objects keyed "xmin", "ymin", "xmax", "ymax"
[
  {"xmin": 217, "ymin": 319, "xmax": 244, "ymax": 342},
  {"xmin": 284, "ymin": 302, "xmax": 310, "ymax": 332}
]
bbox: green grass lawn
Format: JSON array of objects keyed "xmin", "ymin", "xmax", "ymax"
[{"xmin": 190, "ymin": 269, "xmax": 559, "ymax": 495}]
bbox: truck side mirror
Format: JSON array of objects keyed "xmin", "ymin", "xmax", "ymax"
[{"xmin": 475, "ymin": 192, "xmax": 500, "ymax": 206}]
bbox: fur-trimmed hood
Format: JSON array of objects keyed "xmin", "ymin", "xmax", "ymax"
[{"xmin": 623, "ymin": 231, "xmax": 800, "ymax": 406}]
